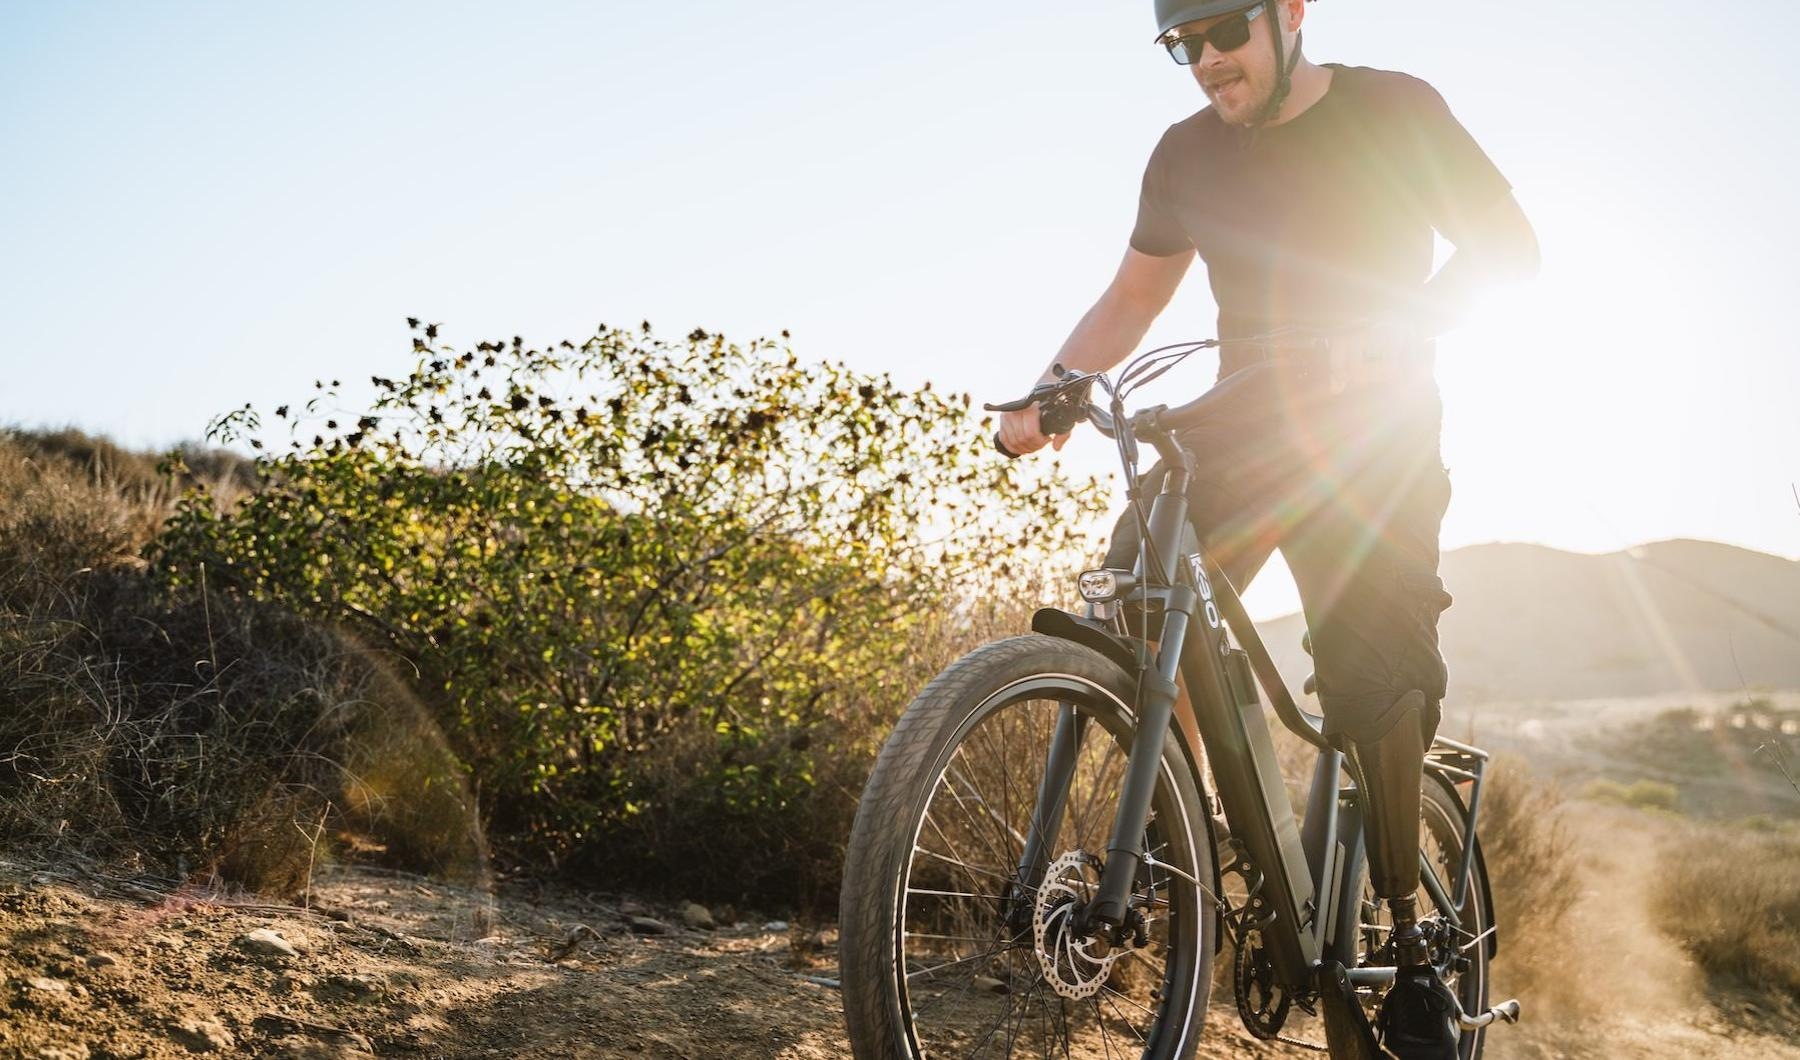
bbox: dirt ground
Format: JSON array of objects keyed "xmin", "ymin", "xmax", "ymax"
[{"xmin": 2, "ymin": 816, "xmax": 1795, "ymax": 1060}]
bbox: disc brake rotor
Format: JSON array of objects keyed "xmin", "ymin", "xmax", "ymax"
[{"xmin": 1032, "ymin": 850, "xmax": 1126, "ymax": 1000}]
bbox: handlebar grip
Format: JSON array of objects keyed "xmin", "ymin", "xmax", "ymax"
[
  {"xmin": 993, "ymin": 432, "xmax": 1020, "ymax": 459},
  {"xmin": 1037, "ymin": 404, "xmax": 1078, "ymax": 438}
]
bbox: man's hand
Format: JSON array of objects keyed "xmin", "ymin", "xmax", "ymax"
[{"xmin": 997, "ymin": 404, "xmax": 1071, "ymax": 456}]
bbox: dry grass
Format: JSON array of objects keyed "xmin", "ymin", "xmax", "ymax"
[
  {"xmin": 1474, "ymin": 755, "xmax": 1583, "ymax": 1014},
  {"xmin": 0, "ymin": 428, "xmax": 483, "ymax": 897},
  {"xmin": 1649, "ymin": 821, "xmax": 1800, "ymax": 1000}
]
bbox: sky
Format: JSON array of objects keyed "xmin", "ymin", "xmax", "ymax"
[{"xmin": 4, "ymin": 1, "xmax": 1799, "ymax": 619}]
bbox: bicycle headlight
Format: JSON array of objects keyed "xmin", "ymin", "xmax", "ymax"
[{"xmin": 1077, "ymin": 569, "xmax": 1135, "ymax": 602}]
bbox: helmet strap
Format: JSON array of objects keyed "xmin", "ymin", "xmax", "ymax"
[{"xmin": 1248, "ymin": 4, "xmax": 1302, "ymax": 130}]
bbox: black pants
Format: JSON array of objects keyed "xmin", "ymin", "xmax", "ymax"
[{"xmin": 1102, "ymin": 358, "xmax": 1453, "ymax": 742}]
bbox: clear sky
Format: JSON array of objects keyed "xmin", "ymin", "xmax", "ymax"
[{"xmin": 4, "ymin": 1, "xmax": 1798, "ymax": 618}]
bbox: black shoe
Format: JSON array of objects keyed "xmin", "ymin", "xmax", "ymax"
[{"xmin": 1378, "ymin": 966, "xmax": 1461, "ymax": 1060}]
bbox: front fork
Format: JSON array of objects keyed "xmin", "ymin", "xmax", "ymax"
[{"xmin": 1013, "ymin": 471, "xmax": 1204, "ymax": 939}]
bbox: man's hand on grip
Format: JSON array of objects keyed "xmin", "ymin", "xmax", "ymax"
[{"xmin": 997, "ymin": 404, "xmax": 1069, "ymax": 457}]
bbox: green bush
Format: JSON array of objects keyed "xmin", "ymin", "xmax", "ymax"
[
  {"xmin": 153, "ymin": 322, "xmax": 1105, "ymax": 902},
  {"xmin": 1580, "ymin": 777, "xmax": 1680, "ymax": 811}
]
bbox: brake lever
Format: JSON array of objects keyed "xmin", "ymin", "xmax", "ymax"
[
  {"xmin": 982, "ymin": 395, "xmax": 1035, "ymax": 414},
  {"xmin": 982, "ymin": 371, "xmax": 1085, "ymax": 414}
]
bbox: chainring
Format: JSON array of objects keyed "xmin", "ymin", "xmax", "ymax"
[{"xmin": 1232, "ymin": 927, "xmax": 1292, "ymax": 1038}]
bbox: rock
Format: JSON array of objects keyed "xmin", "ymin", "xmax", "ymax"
[
  {"xmin": 36, "ymin": 1046, "xmax": 89, "ymax": 1060},
  {"xmin": 617, "ymin": 898, "xmax": 651, "ymax": 917},
  {"xmin": 972, "ymin": 976, "xmax": 1010, "ymax": 995},
  {"xmin": 678, "ymin": 901, "xmax": 715, "ymax": 930},
  {"xmin": 762, "ymin": 920, "xmax": 788, "ymax": 933},
  {"xmin": 627, "ymin": 916, "xmax": 670, "ymax": 935},
  {"xmin": 253, "ymin": 1013, "xmax": 374, "ymax": 1055},
  {"xmin": 240, "ymin": 928, "xmax": 300, "ymax": 958},
  {"xmin": 87, "ymin": 952, "xmax": 120, "ymax": 969},
  {"xmin": 27, "ymin": 976, "xmax": 70, "ymax": 994},
  {"xmin": 171, "ymin": 1017, "xmax": 236, "ymax": 1052},
  {"xmin": 321, "ymin": 973, "xmax": 385, "ymax": 1002}
]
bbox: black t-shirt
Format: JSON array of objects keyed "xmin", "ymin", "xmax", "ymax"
[{"xmin": 1130, "ymin": 64, "xmax": 1512, "ymax": 377}]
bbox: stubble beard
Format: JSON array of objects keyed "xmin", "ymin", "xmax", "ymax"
[
  {"xmin": 1205, "ymin": 68, "xmax": 1272, "ymax": 127},
  {"xmin": 1202, "ymin": 62, "xmax": 1274, "ymax": 127}
]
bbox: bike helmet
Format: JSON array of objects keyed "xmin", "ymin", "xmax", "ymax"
[
  {"xmin": 1153, "ymin": 0, "xmax": 1315, "ymax": 127},
  {"xmin": 1154, "ymin": 0, "xmax": 1265, "ymax": 39}
]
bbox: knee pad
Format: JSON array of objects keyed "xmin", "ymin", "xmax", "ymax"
[{"xmin": 1340, "ymin": 690, "xmax": 1437, "ymax": 901}]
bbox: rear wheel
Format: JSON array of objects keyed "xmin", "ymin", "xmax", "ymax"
[
  {"xmin": 1217, "ymin": 771, "xmax": 1494, "ymax": 1055},
  {"xmin": 839, "ymin": 635, "xmax": 1216, "ymax": 1059}
]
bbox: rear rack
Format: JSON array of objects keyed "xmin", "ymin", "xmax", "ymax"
[{"xmin": 1423, "ymin": 731, "xmax": 1491, "ymax": 929}]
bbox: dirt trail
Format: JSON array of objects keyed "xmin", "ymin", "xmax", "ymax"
[
  {"xmin": 1, "ymin": 846, "xmax": 1793, "ymax": 1059},
  {"xmin": 1493, "ymin": 806, "xmax": 1799, "ymax": 1060}
]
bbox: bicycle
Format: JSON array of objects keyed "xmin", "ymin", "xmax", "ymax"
[{"xmin": 838, "ymin": 335, "xmax": 1521, "ymax": 1058}]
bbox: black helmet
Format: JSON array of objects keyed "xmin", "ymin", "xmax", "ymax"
[{"xmin": 1152, "ymin": 0, "xmax": 1266, "ymax": 40}]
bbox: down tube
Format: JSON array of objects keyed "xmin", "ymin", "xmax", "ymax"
[{"xmin": 1178, "ymin": 561, "xmax": 1320, "ymax": 983}]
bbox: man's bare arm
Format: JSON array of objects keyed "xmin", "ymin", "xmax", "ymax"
[{"xmin": 998, "ymin": 247, "xmax": 1194, "ymax": 456}]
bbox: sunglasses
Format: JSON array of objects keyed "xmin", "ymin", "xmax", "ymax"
[{"xmin": 1160, "ymin": 3, "xmax": 1265, "ymax": 65}]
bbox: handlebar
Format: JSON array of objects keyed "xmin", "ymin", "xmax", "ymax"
[{"xmin": 982, "ymin": 327, "xmax": 1403, "ymax": 459}]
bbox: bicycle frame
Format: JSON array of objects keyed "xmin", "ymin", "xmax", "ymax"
[{"xmin": 1016, "ymin": 418, "xmax": 1493, "ymax": 994}]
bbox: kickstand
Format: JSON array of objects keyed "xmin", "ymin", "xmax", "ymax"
[{"xmin": 1316, "ymin": 961, "xmax": 1387, "ymax": 1059}]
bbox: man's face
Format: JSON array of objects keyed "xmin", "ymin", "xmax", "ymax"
[{"xmin": 1173, "ymin": 2, "xmax": 1293, "ymax": 125}]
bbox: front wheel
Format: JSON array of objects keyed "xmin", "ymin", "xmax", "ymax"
[{"xmin": 839, "ymin": 635, "xmax": 1216, "ymax": 1060}]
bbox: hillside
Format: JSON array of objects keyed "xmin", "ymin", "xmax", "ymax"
[{"xmin": 1258, "ymin": 539, "xmax": 1800, "ymax": 704}]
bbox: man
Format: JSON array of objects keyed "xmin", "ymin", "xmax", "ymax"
[{"xmin": 996, "ymin": 1, "xmax": 1538, "ymax": 1056}]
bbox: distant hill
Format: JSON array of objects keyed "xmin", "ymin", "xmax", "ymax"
[{"xmin": 1257, "ymin": 539, "xmax": 1800, "ymax": 704}]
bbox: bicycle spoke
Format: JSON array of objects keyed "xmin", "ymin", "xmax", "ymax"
[
  {"xmin": 1101, "ymin": 982, "xmax": 1158, "ymax": 1021},
  {"xmin": 922, "ymin": 810, "xmax": 1010, "ymax": 887},
  {"xmin": 1071, "ymin": 738, "xmax": 1123, "ymax": 849},
  {"xmin": 951, "ymin": 746, "xmax": 1030, "ymax": 851},
  {"xmin": 1091, "ymin": 995, "xmax": 1119, "ymax": 1060},
  {"xmin": 968, "ymin": 967, "xmax": 1044, "ymax": 1058},
  {"xmin": 999, "ymin": 974, "xmax": 1045, "ymax": 1058},
  {"xmin": 1101, "ymin": 988, "xmax": 1151, "ymax": 1045},
  {"xmin": 905, "ymin": 930, "xmax": 1009, "ymax": 945},
  {"xmin": 907, "ymin": 885, "xmax": 1011, "ymax": 902},
  {"xmin": 908, "ymin": 947, "xmax": 1010, "ymax": 981},
  {"xmin": 944, "ymin": 751, "xmax": 1022, "ymax": 867}
]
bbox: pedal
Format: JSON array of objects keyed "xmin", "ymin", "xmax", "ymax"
[{"xmin": 1457, "ymin": 997, "xmax": 1521, "ymax": 1030}]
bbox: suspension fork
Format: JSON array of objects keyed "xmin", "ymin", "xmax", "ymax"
[
  {"xmin": 1082, "ymin": 464, "xmax": 1198, "ymax": 933},
  {"xmin": 1010, "ymin": 468, "xmax": 1198, "ymax": 938}
]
